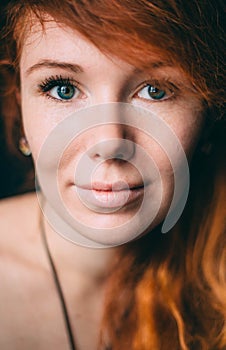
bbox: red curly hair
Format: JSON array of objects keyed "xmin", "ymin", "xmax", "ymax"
[{"xmin": 1, "ymin": 1, "xmax": 226, "ymax": 349}]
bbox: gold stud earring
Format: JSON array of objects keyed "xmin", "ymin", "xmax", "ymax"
[{"xmin": 19, "ymin": 137, "xmax": 31, "ymax": 156}]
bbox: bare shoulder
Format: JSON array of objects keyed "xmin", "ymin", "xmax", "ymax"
[
  {"xmin": 0, "ymin": 191, "xmax": 48, "ymax": 292},
  {"xmin": 0, "ymin": 191, "xmax": 38, "ymax": 221},
  {"xmin": 0, "ymin": 192, "xmax": 40, "ymax": 248},
  {"xmin": 0, "ymin": 191, "xmax": 38, "ymax": 211}
]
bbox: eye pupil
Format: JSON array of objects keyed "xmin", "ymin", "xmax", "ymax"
[
  {"xmin": 148, "ymin": 85, "xmax": 165, "ymax": 100},
  {"xmin": 57, "ymin": 85, "xmax": 75, "ymax": 100}
]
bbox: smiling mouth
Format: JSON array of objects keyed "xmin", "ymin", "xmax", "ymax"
[{"xmin": 74, "ymin": 181, "xmax": 145, "ymax": 209}]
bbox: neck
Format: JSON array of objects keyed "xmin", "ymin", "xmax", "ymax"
[{"xmin": 42, "ymin": 216, "xmax": 118, "ymax": 287}]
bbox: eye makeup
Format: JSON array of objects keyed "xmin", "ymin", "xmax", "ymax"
[
  {"xmin": 37, "ymin": 74, "xmax": 82, "ymax": 102},
  {"xmin": 132, "ymin": 77, "xmax": 180, "ymax": 104},
  {"xmin": 36, "ymin": 73, "xmax": 188, "ymax": 105}
]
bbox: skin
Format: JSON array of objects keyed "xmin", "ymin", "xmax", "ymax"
[
  {"xmin": 20, "ymin": 20, "xmax": 204, "ymax": 246},
  {"xmin": 0, "ymin": 18, "xmax": 205, "ymax": 350}
]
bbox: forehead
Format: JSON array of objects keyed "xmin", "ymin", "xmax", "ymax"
[
  {"xmin": 20, "ymin": 20, "xmax": 104, "ymax": 69},
  {"xmin": 20, "ymin": 19, "xmax": 175, "ymax": 75}
]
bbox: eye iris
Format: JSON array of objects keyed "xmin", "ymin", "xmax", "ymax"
[
  {"xmin": 57, "ymin": 85, "xmax": 75, "ymax": 100},
  {"xmin": 148, "ymin": 86, "xmax": 165, "ymax": 99}
]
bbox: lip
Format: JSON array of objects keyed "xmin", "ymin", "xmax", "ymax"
[
  {"xmin": 74, "ymin": 181, "xmax": 145, "ymax": 209},
  {"xmin": 78, "ymin": 181, "xmax": 144, "ymax": 191}
]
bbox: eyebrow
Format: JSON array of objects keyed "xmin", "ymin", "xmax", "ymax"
[
  {"xmin": 25, "ymin": 59, "xmax": 174, "ymax": 79},
  {"xmin": 133, "ymin": 61, "xmax": 174, "ymax": 75},
  {"xmin": 25, "ymin": 59, "xmax": 84, "ymax": 76}
]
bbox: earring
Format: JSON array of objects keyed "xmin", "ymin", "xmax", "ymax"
[{"xmin": 19, "ymin": 137, "xmax": 31, "ymax": 156}]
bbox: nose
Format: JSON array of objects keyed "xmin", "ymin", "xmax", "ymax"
[{"xmin": 87, "ymin": 124, "xmax": 135, "ymax": 161}]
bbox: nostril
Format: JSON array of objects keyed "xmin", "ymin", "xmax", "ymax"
[
  {"xmin": 88, "ymin": 139, "xmax": 135, "ymax": 162},
  {"xmin": 94, "ymin": 152, "xmax": 125, "ymax": 160}
]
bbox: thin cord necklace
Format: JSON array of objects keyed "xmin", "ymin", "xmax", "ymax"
[{"xmin": 39, "ymin": 213, "xmax": 77, "ymax": 350}]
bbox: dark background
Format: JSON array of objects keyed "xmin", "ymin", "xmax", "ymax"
[{"xmin": 0, "ymin": 0, "xmax": 34, "ymax": 198}]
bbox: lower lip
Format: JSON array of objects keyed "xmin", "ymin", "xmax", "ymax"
[{"xmin": 75, "ymin": 187, "xmax": 144, "ymax": 209}]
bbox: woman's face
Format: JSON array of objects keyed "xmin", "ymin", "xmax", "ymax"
[{"xmin": 19, "ymin": 19, "xmax": 204, "ymax": 246}]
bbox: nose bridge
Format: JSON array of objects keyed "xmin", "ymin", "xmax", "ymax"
[
  {"xmin": 89, "ymin": 62, "xmax": 129, "ymax": 105},
  {"xmin": 91, "ymin": 86, "xmax": 121, "ymax": 105},
  {"xmin": 87, "ymin": 120, "xmax": 134, "ymax": 161},
  {"xmin": 96, "ymin": 121, "xmax": 125, "ymax": 138}
]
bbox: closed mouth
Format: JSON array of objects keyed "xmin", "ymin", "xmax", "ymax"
[{"xmin": 74, "ymin": 181, "xmax": 145, "ymax": 209}]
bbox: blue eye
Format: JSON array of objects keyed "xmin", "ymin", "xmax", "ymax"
[
  {"xmin": 39, "ymin": 76, "xmax": 82, "ymax": 101},
  {"xmin": 56, "ymin": 85, "xmax": 75, "ymax": 100},
  {"xmin": 148, "ymin": 86, "xmax": 166, "ymax": 99},
  {"xmin": 137, "ymin": 84, "xmax": 168, "ymax": 101}
]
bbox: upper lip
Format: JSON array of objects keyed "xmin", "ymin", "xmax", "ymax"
[{"xmin": 75, "ymin": 181, "xmax": 145, "ymax": 191}]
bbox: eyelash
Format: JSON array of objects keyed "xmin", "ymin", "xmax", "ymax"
[
  {"xmin": 134, "ymin": 79, "xmax": 177, "ymax": 103},
  {"xmin": 38, "ymin": 75, "xmax": 178, "ymax": 103},
  {"xmin": 38, "ymin": 75, "xmax": 81, "ymax": 102}
]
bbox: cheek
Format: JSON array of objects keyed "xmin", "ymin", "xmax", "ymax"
[
  {"xmin": 172, "ymin": 119, "xmax": 204, "ymax": 160},
  {"xmin": 135, "ymin": 110, "xmax": 204, "ymax": 202},
  {"xmin": 22, "ymin": 117, "xmax": 49, "ymax": 162},
  {"xmin": 21, "ymin": 98, "xmax": 64, "ymax": 161},
  {"xmin": 161, "ymin": 109, "xmax": 204, "ymax": 160}
]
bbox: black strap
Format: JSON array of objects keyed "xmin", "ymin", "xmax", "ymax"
[{"xmin": 40, "ymin": 214, "xmax": 77, "ymax": 350}]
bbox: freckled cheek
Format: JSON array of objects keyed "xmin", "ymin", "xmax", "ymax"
[
  {"xmin": 173, "ymin": 125, "xmax": 203, "ymax": 160},
  {"xmin": 21, "ymin": 109, "xmax": 59, "ymax": 161},
  {"xmin": 21, "ymin": 99, "xmax": 66, "ymax": 158},
  {"xmin": 58, "ymin": 140, "xmax": 87, "ymax": 172},
  {"xmin": 162, "ymin": 116, "xmax": 204, "ymax": 160},
  {"xmin": 135, "ymin": 133, "xmax": 172, "ymax": 172}
]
